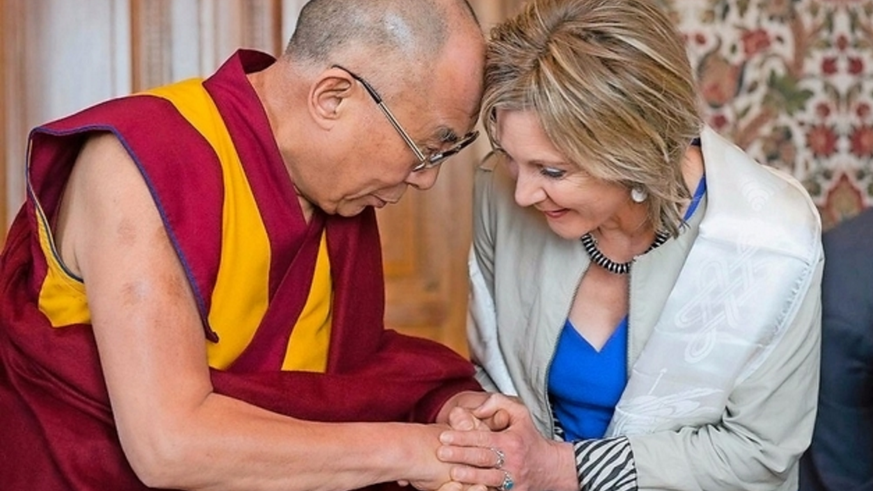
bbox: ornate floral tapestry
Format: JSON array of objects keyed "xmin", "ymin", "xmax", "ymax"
[{"xmin": 666, "ymin": 0, "xmax": 873, "ymax": 229}]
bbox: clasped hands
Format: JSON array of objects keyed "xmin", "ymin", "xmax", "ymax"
[{"xmin": 420, "ymin": 393, "xmax": 571, "ymax": 491}]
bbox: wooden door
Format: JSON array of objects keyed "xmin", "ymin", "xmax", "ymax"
[
  {"xmin": 0, "ymin": 0, "xmax": 7, "ymax": 245},
  {"xmin": 379, "ymin": 1, "xmax": 525, "ymax": 355}
]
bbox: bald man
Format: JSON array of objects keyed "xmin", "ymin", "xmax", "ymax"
[{"xmin": 0, "ymin": 1, "xmax": 491, "ymax": 490}]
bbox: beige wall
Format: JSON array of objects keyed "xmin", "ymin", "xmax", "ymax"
[{"xmin": 1, "ymin": 0, "xmax": 134, "ymax": 240}]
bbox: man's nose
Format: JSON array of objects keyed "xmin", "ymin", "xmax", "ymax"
[{"xmin": 404, "ymin": 166, "xmax": 440, "ymax": 190}]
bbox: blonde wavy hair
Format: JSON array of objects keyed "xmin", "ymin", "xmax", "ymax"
[{"xmin": 482, "ymin": 0, "xmax": 703, "ymax": 236}]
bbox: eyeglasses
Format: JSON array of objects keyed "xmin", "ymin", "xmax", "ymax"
[{"xmin": 332, "ymin": 65, "xmax": 479, "ymax": 172}]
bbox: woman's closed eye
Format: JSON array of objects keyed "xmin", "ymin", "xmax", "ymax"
[{"xmin": 538, "ymin": 165, "xmax": 566, "ymax": 179}]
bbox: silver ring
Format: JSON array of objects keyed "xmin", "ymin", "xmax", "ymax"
[
  {"xmin": 499, "ymin": 471, "xmax": 514, "ymax": 491},
  {"xmin": 490, "ymin": 447, "xmax": 505, "ymax": 469}
]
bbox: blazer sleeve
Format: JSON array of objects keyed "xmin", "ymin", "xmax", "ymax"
[{"xmin": 467, "ymin": 157, "xmax": 518, "ymax": 396}]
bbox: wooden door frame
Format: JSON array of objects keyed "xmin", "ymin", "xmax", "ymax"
[{"xmin": 0, "ymin": 0, "xmax": 7, "ymax": 243}]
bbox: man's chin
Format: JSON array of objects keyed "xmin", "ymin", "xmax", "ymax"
[
  {"xmin": 333, "ymin": 202, "xmax": 369, "ymax": 217},
  {"xmin": 332, "ymin": 194, "xmax": 398, "ymax": 216}
]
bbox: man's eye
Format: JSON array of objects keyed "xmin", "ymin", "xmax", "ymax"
[{"xmin": 424, "ymin": 146, "xmax": 440, "ymax": 157}]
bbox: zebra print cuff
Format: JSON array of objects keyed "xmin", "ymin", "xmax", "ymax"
[{"xmin": 573, "ymin": 436, "xmax": 638, "ymax": 491}]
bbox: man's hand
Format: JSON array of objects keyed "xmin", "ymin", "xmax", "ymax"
[
  {"xmin": 402, "ymin": 391, "xmax": 508, "ymax": 491},
  {"xmin": 436, "ymin": 394, "xmax": 579, "ymax": 491},
  {"xmin": 438, "ymin": 391, "xmax": 511, "ymax": 432}
]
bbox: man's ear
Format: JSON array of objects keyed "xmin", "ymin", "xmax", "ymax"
[{"xmin": 308, "ymin": 68, "xmax": 355, "ymax": 130}]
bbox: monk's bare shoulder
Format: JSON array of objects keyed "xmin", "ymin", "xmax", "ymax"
[{"xmin": 55, "ymin": 132, "xmax": 154, "ymax": 279}]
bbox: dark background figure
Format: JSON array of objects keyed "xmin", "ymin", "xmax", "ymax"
[{"xmin": 801, "ymin": 207, "xmax": 873, "ymax": 491}]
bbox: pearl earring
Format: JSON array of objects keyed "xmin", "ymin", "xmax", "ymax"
[{"xmin": 631, "ymin": 187, "xmax": 648, "ymax": 203}]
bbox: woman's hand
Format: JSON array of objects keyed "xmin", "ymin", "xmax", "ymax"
[{"xmin": 436, "ymin": 394, "xmax": 579, "ymax": 491}]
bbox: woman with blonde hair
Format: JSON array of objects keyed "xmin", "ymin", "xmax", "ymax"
[{"xmin": 437, "ymin": 0, "xmax": 823, "ymax": 490}]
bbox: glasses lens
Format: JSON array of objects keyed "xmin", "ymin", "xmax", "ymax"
[{"xmin": 415, "ymin": 131, "xmax": 479, "ymax": 172}]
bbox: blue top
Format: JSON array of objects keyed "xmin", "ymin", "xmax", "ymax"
[
  {"xmin": 548, "ymin": 172, "xmax": 707, "ymax": 441},
  {"xmin": 550, "ymin": 317, "xmax": 629, "ymax": 439}
]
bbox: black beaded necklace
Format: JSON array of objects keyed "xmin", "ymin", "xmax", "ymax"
[{"xmin": 580, "ymin": 230, "xmax": 670, "ymax": 275}]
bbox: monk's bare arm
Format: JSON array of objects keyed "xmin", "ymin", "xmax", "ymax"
[{"xmin": 57, "ymin": 133, "xmax": 450, "ymax": 491}]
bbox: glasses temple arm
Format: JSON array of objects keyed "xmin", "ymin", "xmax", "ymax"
[{"xmin": 374, "ymin": 102, "xmax": 426, "ymax": 161}]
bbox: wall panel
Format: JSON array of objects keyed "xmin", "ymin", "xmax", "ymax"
[
  {"xmin": 132, "ymin": 0, "xmax": 283, "ymax": 91},
  {"xmin": 376, "ymin": 1, "xmax": 526, "ymax": 353},
  {"xmin": 2, "ymin": 0, "xmax": 131, "ymax": 232},
  {"xmin": 1, "ymin": 0, "xmax": 25, "ymax": 241},
  {"xmin": 0, "ymin": 0, "xmax": 7, "ymax": 243}
]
